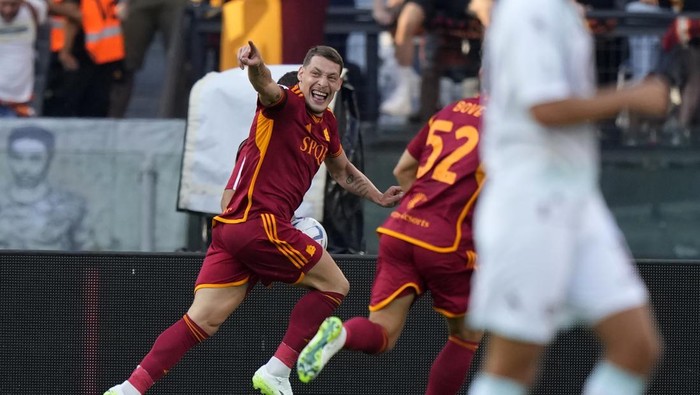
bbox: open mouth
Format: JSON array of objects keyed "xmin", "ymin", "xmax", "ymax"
[{"xmin": 311, "ymin": 90, "xmax": 328, "ymax": 105}]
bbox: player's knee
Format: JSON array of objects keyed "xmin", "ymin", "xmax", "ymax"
[
  {"xmin": 311, "ymin": 272, "xmax": 350, "ymax": 296},
  {"xmin": 186, "ymin": 310, "xmax": 225, "ymax": 336},
  {"xmin": 609, "ymin": 332, "xmax": 662, "ymax": 374},
  {"xmin": 446, "ymin": 316, "xmax": 483, "ymax": 343},
  {"xmin": 633, "ymin": 335, "xmax": 662, "ymax": 373},
  {"xmin": 334, "ymin": 275, "xmax": 350, "ymax": 296},
  {"xmin": 455, "ymin": 328, "xmax": 484, "ymax": 343}
]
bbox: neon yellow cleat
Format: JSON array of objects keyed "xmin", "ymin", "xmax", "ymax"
[
  {"xmin": 103, "ymin": 385, "xmax": 124, "ymax": 395},
  {"xmin": 296, "ymin": 316, "xmax": 344, "ymax": 383}
]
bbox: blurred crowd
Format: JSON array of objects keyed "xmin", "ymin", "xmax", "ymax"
[
  {"xmin": 0, "ymin": 0, "xmax": 699, "ymax": 145},
  {"xmin": 0, "ymin": 0, "xmax": 186, "ymax": 119}
]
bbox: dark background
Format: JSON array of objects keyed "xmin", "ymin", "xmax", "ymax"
[{"xmin": 0, "ymin": 252, "xmax": 697, "ymax": 394}]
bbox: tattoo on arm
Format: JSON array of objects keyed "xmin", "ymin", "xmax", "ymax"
[
  {"xmin": 332, "ymin": 160, "xmax": 378, "ymax": 201},
  {"xmin": 344, "ymin": 174, "xmax": 371, "ymax": 198}
]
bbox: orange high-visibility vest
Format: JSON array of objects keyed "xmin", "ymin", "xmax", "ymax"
[
  {"xmin": 81, "ymin": 0, "xmax": 124, "ymax": 64},
  {"xmin": 49, "ymin": 0, "xmax": 65, "ymax": 53}
]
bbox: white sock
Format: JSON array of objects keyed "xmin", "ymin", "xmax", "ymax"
[
  {"xmin": 468, "ymin": 373, "xmax": 526, "ymax": 395},
  {"xmin": 397, "ymin": 66, "xmax": 415, "ymax": 88},
  {"xmin": 265, "ymin": 356, "xmax": 291, "ymax": 378},
  {"xmin": 120, "ymin": 380, "xmax": 141, "ymax": 395},
  {"xmin": 583, "ymin": 360, "xmax": 646, "ymax": 395}
]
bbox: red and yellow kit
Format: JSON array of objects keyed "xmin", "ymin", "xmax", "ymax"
[
  {"xmin": 196, "ymin": 85, "xmax": 342, "ymax": 289},
  {"xmin": 371, "ymin": 97, "xmax": 485, "ymax": 316},
  {"xmin": 377, "ymin": 97, "xmax": 485, "ymax": 253},
  {"xmin": 217, "ymin": 84, "xmax": 342, "ymax": 224}
]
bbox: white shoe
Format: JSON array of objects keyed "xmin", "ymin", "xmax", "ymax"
[
  {"xmin": 103, "ymin": 386, "xmax": 124, "ymax": 395},
  {"xmin": 252, "ymin": 365, "xmax": 293, "ymax": 395},
  {"xmin": 381, "ymin": 84, "xmax": 413, "ymax": 116},
  {"xmin": 103, "ymin": 382, "xmax": 140, "ymax": 395},
  {"xmin": 381, "ymin": 68, "xmax": 419, "ymax": 117}
]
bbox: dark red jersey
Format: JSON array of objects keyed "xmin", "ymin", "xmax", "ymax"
[
  {"xmin": 377, "ymin": 97, "xmax": 485, "ymax": 252},
  {"xmin": 215, "ymin": 85, "xmax": 342, "ymax": 224}
]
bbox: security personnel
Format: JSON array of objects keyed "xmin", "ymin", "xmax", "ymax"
[{"xmin": 43, "ymin": 0, "xmax": 124, "ymax": 117}]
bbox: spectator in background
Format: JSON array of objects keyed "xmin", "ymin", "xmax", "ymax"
[
  {"xmin": 0, "ymin": 0, "xmax": 47, "ymax": 117},
  {"xmin": 106, "ymin": 0, "xmax": 189, "ymax": 118},
  {"xmin": 626, "ymin": 0, "xmax": 666, "ymax": 81},
  {"xmin": 378, "ymin": 0, "xmax": 474, "ymax": 118},
  {"xmin": 42, "ymin": 0, "xmax": 125, "ymax": 117},
  {"xmin": 618, "ymin": 0, "xmax": 669, "ymax": 146},
  {"xmin": 0, "ymin": 126, "xmax": 96, "ymax": 250},
  {"xmin": 577, "ymin": 0, "xmax": 627, "ymax": 85},
  {"xmin": 661, "ymin": 14, "xmax": 700, "ymax": 144}
]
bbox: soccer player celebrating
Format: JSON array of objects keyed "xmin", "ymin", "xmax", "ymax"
[
  {"xmin": 467, "ymin": 1, "xmax": 669, "ymax": 395},
  {"xmin": 104, "ymin": 41, "xmax": 403, "ymax": 395},
  {"xmin": 296, "ymin": 95, "xmax": 485, "ymax": 394}
]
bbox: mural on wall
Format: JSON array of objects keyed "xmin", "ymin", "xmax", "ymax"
[{"xmin": 0, "ymin": 119, "xmax": 189, "ymax": 252}]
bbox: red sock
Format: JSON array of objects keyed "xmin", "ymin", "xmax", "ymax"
[
  {"xmin": 274, "ymin": 290, "xmax": 345, "ymax": 368},
  {"xmin": 128, "ymin": 314, "xmax": 209, "ymax": 393},
  {"xmin": 425, "ymin": 335, "xmax": 479, "ymax": 395},
  {"xmin": 343, "ymin": 317, "xmax": 388, "ymax": 354}
]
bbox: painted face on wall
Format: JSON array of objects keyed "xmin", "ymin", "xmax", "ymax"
[{"xmin": 8, "ymin": 138, "xmax": 52, "ymax": 188}]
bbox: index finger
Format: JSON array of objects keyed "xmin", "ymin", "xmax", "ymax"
[{"xmin": 248, "ymin": 40, "xmax": 258, "ymax": 56}]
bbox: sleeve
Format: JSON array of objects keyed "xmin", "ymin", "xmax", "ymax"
[
  {"xmin": 26, "ymin": 0, "xmax": 48, "ymax": 23},
  {"xmin": 327, "ymin": 116, "xmax": 343, "ymax": 157},
  {"xmin": 258, "ymin": 85, "xmax": 289, "ymax": 115},
  {"xmin": 406, "ymin": 119, "xmax": 431, "ymax": 159},
  {"xmin": 511, "ymin": 6, "xmax": 571, "ymax": 107},
  {"xmin": 225, "ymin": 167, "xmax": 237, "ymax": 189}
]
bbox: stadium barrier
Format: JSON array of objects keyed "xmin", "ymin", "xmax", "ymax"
[{"xmin": 0, "ymin": 252, "xmax": 697, "ymax": 394}]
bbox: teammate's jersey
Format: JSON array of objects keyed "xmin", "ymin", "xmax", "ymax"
[
  {"xmin": 377, "ymin": 97, "xmax": 485, "ymax": 252},
  {"xmin": 215, "ymin": 85, "xmax": 342, "ymax": 224}
]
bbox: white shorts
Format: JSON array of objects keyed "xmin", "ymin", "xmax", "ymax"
[{"xmin": 469, "ymin": 183, "xmax": 649, "ymax": 344}]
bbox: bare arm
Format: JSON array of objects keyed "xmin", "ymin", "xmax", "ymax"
[
  {"xmin": 45, "ymin": 0, "xmax": 81, "ymax": 23},
  {"xmin": 393, "ymin": 149, "xmax": 419, "ymax": 192},
  {"xmin": 531, "ymin": 76, "xmax": 669, "ymax": 127},
  {"xmin": 237, "ymin": 40, "xmax": 283, "ymax": 107},
  {"xmin": 325, "ymin": 150, "xmax": 403, "ymax": 208},
  {"xmin": 58, "ymin": 2, "xmax": 80, "ymax": 71}
]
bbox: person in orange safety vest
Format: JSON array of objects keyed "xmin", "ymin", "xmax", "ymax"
[{"xmin": 43, "ymin": 0, "xmax": 124, "ymax": 117}]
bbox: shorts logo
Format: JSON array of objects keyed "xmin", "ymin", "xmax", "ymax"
[
  {"xmin": 306, "ymin": 244, "xmax": 316, "ymax": 256},
  {"xmin": 407, "ymin": 193, "xmax": 428, "ymax": 209}
]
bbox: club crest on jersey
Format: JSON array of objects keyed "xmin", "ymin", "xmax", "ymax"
[
  {"xmin": 323, "ymin": 128, "xmax": 330, "ymax": 142},
  {"xmin": 407, "ymin": 193, "xmax": 428, "ymax": 209},
  {"xmin": 306, "ymin": 244, "xmax": 317, "ymax": 256},
  {"xmin": 300, "ymin": 136, "xmax": 329, "ymax": 165}
]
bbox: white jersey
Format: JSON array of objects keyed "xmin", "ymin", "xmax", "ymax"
[
  {"xmin": 470, "ymin": 0, "xmax": 649, "ymax": 343},
  {"xmin": 481, "ymin": 0, "xmax": 599, "ymax": 194},
  {"xmin": 0, "ymin": 0, "xmax": 47, "ymax": 103}
]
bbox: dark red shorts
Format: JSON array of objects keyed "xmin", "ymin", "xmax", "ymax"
[
  {"xmin": 369, "ymin": 235, "xmax": 476, "ymax": 318},
  {"xmin": 195, "ymin": 213, "xmax": 323, "ymax": 292}
]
